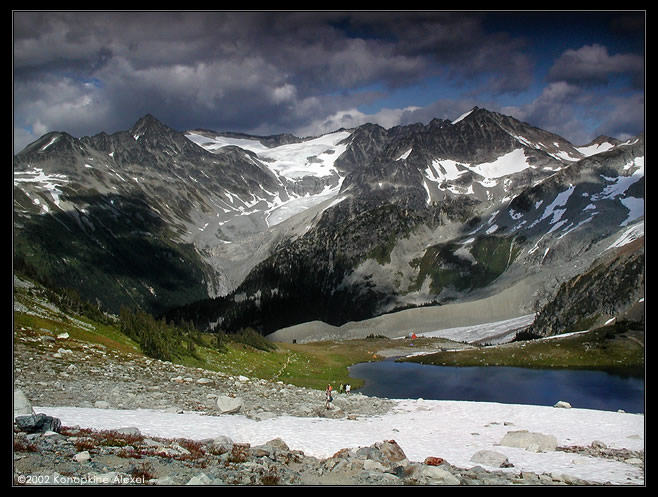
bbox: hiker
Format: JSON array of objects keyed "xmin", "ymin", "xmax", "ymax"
[
  {"xmin": 345, "ymin": 384, "xmax": 351, "ymax": 395},
  {"xmin": 325, "ymin": 384, "xmax": 333, "ymax": 409},
  {"xmin": 339, "ymin": 383, "xmax": 344, "ymax": 394}
]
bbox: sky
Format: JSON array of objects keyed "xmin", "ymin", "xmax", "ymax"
[{"xmin": 13, "ymin": 11, "xmax": 645, "ymax": 154}]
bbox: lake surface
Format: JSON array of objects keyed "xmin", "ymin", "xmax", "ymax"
[{"xmin": 348, "ymin": 360, "xmax": 644, "ymax": 413}]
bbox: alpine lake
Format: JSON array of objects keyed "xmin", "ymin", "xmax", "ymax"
[
  {"xmin": 349, "ymin": 359, "xmax": 644, "ymax": 413},
  {"xmin": 346, "ymin": 326, "xmax": 645, "ymax": 414}
]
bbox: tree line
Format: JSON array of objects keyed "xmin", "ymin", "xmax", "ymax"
[{"xmin": 118, "ymin": 307, "xmax": 202, "ymax": 362}]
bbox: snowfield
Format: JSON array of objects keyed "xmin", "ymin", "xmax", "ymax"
[
  {"xmin": 186, "ymin": 130, "xmax": 351, "ymax": 180},
  {"xmin": 185, "ymin": 130, "xmax": 351, "ymax": 227},
  {"xmin": 38, "ymin": 398, "xmax": 644, "ymax": 485},
  {"xmin": 418, "ymin": 314, "xmax": 536, "ymax": 345}
]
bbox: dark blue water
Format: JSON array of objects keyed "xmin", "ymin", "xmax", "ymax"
[{"xmin": 348, "ymin": 360, "xmax": 644, "ymax": 413}]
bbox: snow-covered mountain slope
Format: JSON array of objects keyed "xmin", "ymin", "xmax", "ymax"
[
  {"xmin": 185, "ymin": 129, "xmax": 351, "ymax": 227},
  {"xmin": 167, "ymin": 112, "xmax": 643, "ymax": 336},
  {"xmin": 14, "ymin": 109, "xmax": 644, "ymax": 337}
]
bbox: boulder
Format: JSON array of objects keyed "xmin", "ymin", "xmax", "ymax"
[
  {"xmin": 354, "ymin": 439, "xmax": 407, "ymax": 467},
  {"xmin": 216, "ymin": 395, "xmax": 243, "ymax": 414},
  {"xmin": 15, "ymin": 413, "xmax": 62, "ymax": 433},
  {"xmin": 264, "ymin": 437, "xmax": 290, "ymax": 451},
  {"xmin": 470, "ymin": 449, "xmax": 513, "ymax": 468},
  {"xmin": 14, "ymin": 389, "xmax": 34, "ymax": 418},
  {"xmin": 500, "ymin": 430, "xmax": 557, "ymax": 452},
  {"xmin": 376, "ymin": 440, "xmax": 408, "ymax": 465},
  {"xmin": 211, "ymin": 435, "xmax": 234, "ymax": 455},
  {"xmin": 418, "ymin": 465, "xmax": 461, "ymax": 485}
]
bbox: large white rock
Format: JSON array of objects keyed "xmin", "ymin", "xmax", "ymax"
[
  {"xmin": 500, "ymin": 430, "xmax": 558, "ymax": 452},
  {"xmin": 216, "ymin": 395, "xmax": 243, "ymax": 414},
  {"xmin": 14, "ymin": 389, "xmax": 34, "ymax": 418}
]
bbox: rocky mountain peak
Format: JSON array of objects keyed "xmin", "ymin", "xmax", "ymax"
[
  {"xmin": 124, "ymin": 114, "xmax": 206, "ymax": 159},
  {"xmin": 13, "ymin": 109, "xmax": 644, "ymax": 338},
  {"xmin": 130, "ymin": 113, "xmax": 171, "ymax": 137},
  {"xmin": 15, "ymin": 131, "xmax": 80, "ymax": 159}
]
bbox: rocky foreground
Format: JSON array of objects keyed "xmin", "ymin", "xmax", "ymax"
[{"xmin": 13, "ymin": 328, "xmax": 643, "ymax": 486}]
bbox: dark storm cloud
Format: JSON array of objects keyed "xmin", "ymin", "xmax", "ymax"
[
  {"xmin": 13, "ymin": 11, "xmax": 644, "ymax": 152},
  {"xmin": 13, "ymin": 12, "xmax": 434, "ymax": 140},
  {"xmin": 547, "ymin": 44, "xmax": 644, "ymax": 89}
]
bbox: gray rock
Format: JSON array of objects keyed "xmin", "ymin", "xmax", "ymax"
[
  {"xmin": 591, "ymin": 440, "xmax": 607, "ymax": 449},
  {"xmin": 470, "ymin": 449, "xmax": 513, "ymax": 468},
  {"xmin": 553, "ymin": 401, "xmax": 572, "ymax": 409},
  {"xmin": 263, "ymin": 437, "xmax": 289, "ymax": 451},
  {"xmin": 210, "ymin": 436, "xmax": 234, "ymax": 455},
  {"xmin": 418, "ymin": 465, "xmax": 461, "ymax": 485},
  {"xmin": 15, "ymin": 413, "xmax": 62, "ymax": 433}
]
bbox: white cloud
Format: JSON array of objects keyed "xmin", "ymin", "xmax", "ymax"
[{"xmin": 295, "ymin": 105, "xmax": 421, "ymax": 137}]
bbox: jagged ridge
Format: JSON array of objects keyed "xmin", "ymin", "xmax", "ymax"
[{"xmin": 13, "ymin": 109, "xmax": 644, "ymax": 338}]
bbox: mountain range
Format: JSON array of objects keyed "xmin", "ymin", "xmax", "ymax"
[{"xmin": 13, "ymin": 107, "xmax": 644, "ymax": 340}]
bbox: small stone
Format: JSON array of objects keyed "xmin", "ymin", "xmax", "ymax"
[{"xmin": 73, "ymin": 451, "xmax": 91, "ymax": 463}]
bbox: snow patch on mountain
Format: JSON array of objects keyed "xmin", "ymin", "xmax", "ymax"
[
  {"xmin": 451, "ymin": 109, "xmax": 474, "ymax": 124},
  {"xmin": 396, "ymin": 148, "xmax": 412, "ymax": 161},
  {"xmin": 607, "ymin": 222, "xmax": 644, "ymax": 251},
  {"xmin": 576, "ymin": 140, "xmax": 616, "ymax": 157},
  {"xmin": 427, "ymin": 148, "xmax": 532, "ymax": 184},
  {"xmin": 265, "ymin": 182, "xmax": 344, "ymax": 226},
  {"xmin": 14, "ymin": 167, "xmax": 69, "ymax": 211},
  {"xmin": 470, "ymin": 148, "xmax": 532, "ymax": 178},
  {"xmin": 186, "ymin": 130, "xmax": 351, "ymax": 226},
  {"xmin": 186, "ymin": 130, "xmax": 351, "ymax": 180}
]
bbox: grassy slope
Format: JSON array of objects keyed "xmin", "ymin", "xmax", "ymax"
[
  {"xmin": 13, "ymin": 276, "xmax": 400, "ymax": 390},
  {"xmin": 401, "ymin": 321, "xmax": 644, "ymax": 372},
  {"xmin": 14, "ymin": 275, "xmax": 644, "ymax": 395}
]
